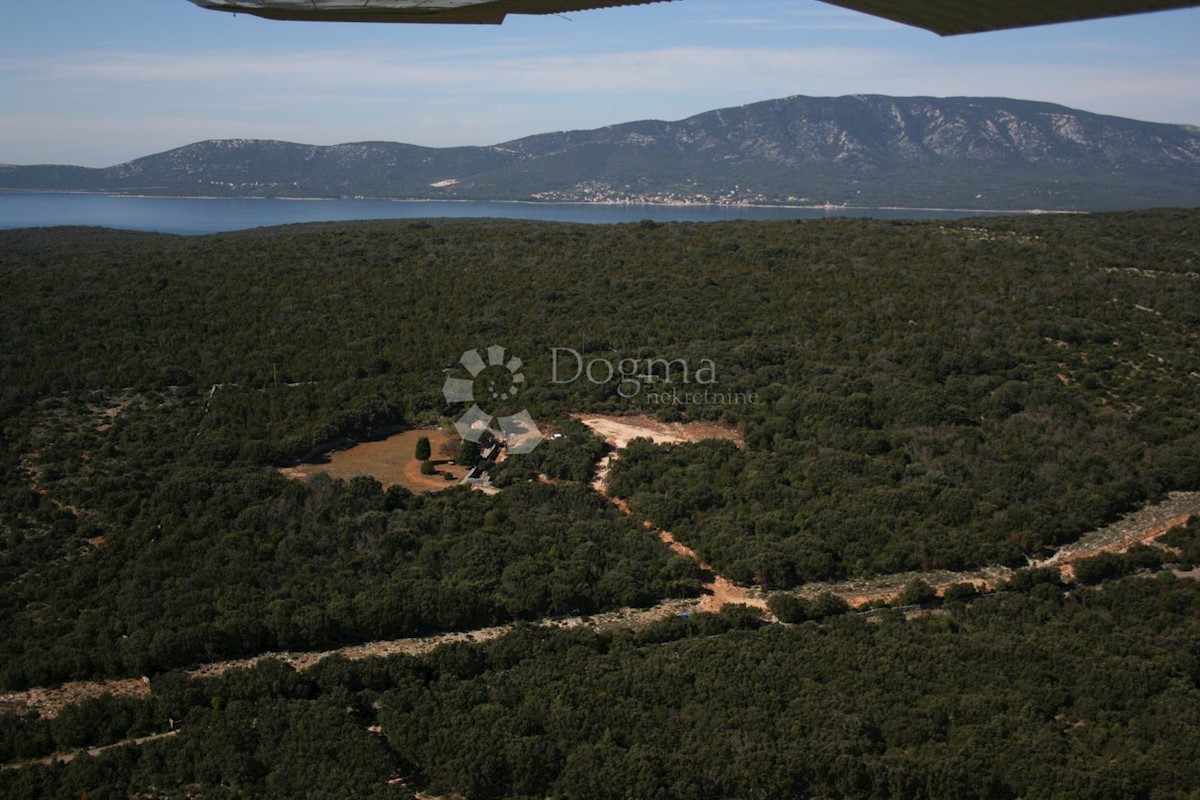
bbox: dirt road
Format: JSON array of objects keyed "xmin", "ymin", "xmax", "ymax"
[
  {"xmin": 0, "ymin": 731, "xmax": 178, "ymax": 771},
  {"xmin": 4, "ymin": 409, "xmax": 1197, "ymax": 724},
  {"xmin": 578, "ymin": 415, "xmax": 765, "ymax": 613},
  {"xmin": 0, "ymin": 601, "xmax": 700, "ymax": 720},
  {"xmin": 3, "ymin": 491, "xmax": 1196, "ymax": 720},
  {"xmin": 1037, "ymin": 492, "xmax": 1200, "ymax": 576},
  {"xmin": 581, "ymin": 414, "xmax": 1200, "ymax": 606}
]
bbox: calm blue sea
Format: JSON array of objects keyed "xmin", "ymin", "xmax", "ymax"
[{"xmin": 0, "ymin": 193, "xmax": 1015, "ymax": 235}]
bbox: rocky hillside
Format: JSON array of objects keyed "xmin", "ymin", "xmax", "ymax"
[{"xmin": 3, "ymin": 95, "xmax": 1198, "ymax": 210}]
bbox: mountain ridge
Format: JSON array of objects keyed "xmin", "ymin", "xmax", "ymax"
[{"xmin": 3, "ymin": 94, "xmax": 1199, "ymax": 211}]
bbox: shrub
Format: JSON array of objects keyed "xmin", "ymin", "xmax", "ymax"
[
  {"xmin": 1073, "ymin": 553, "xmax": 1125, "ymax": 585},
  {"xmin": 898, "ymin": 579, "xmax": 938, "ymax": 607},
  {"xmin": 943, "ymin": 582, "xmax": 980, "ymax": 604}
]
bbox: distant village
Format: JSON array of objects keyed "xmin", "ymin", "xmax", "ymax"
[{"xmin": 530, "ymin": 181, "xmax": 825, "ymax": 207}]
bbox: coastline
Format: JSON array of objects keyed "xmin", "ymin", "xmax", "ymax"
[{"xmin": 0, "ymin": 189, "xmax": 1078, "ymax": 216}]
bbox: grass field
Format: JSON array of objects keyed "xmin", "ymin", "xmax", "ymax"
[{"xmin": 278, "ymin": 428, "xmax": 468, "ymax": 493}]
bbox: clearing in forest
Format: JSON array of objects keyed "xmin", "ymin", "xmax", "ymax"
[
  {"xmin": 575, "ymin": 413, "xmax": 744, "ymax": 451},
  {"xmin": 576, "ymin": 412, "xmax": 743, "ymax": 494},
  {"xmin": 278, "ymin": 428, "xmax": 468, "ymax": 493}
]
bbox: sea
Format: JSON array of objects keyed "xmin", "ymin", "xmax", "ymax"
[{"xmin": 0, "ymin": 192, "xmax": 1022, "ymax": 235}]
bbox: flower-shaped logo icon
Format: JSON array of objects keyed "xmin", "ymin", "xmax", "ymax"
[{"xmin": 442, "ymin": 345, "xmax": 544, "ymax": 455}]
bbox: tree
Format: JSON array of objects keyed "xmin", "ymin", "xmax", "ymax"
[
  {"xmin": 898, "ymin": 579, "xmax": 937, "ymax": 607},
  {"xmin": 1007, "ymin": 568, "xmax": 1064, "ymax": 592},
  {"xmin": 457, "ymin": 441, "xmax": 482, "ymax": 468},
  {"xmin": 1073, "ymin": 553, "xmax": 1126, "ymax": 585},
  {"xmin": 415, "ymin": 436, "xmax": 432, "ymax": 462},
  {"xmin": 943, "ymin": 582, "xmax": 979, "ymax": 604},
  {"xmin": 767, "ymin": 592, "xmax": 847, "ymax": 623},
  {"xmin": 768, "ymin": 593, "xmax": 809, "ymax": 623},
  {"xmin": 811, "ymin": 593, "xmax": 850, "ymax": 619}
]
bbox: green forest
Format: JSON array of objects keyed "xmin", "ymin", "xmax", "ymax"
[
  {"xmin": 1, "ymin": 210, "xmax": 1199, "ymax": 796},
  {"xmin": 3, "ymin": 573, "xmax": 1199, "ymax": 799}
]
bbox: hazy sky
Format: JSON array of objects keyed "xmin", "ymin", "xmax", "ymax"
[{"xmin": 2, "ymin": 0, "xmax": 1198, "ymax": 166}]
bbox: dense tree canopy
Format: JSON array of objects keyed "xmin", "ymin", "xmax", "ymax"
[
  {"xmin": 1, "ymin": 211, "xmax": 1198, "ymax": 795},
  {"xmin": 3, "ymin": 574, "xmax": 1199, "ymax": 799}
]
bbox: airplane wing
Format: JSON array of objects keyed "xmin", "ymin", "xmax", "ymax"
[
  {"xmin": 188, "ymin": 0, "xmax": 674, "ymax": 25},
  {"xmin": 188, "ymin": 0, "xmax": 1200, "ymax": 29},
  {"xmin": 816, "ymin": 0, "xmax": 1200, "ymax": 35}
]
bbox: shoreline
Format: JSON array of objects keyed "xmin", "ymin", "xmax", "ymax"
[{"xmin": 0, "ymin": 189, "xmax": 1079, "ymax": 216}]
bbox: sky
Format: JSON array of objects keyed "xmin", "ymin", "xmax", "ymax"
[{"xmin": 1, "ymin": 0, "xmax": 1198, "ymax": 167}]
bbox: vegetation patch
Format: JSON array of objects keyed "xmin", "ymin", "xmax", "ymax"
[
  {"xmin": 4, "ymin": 575, "xmax": 1199, "ymax": 799},
  {"xmin": 279, "ymin": 428, "xmax": 469, "ymax": 494},
  {"xmin": 2, "ymin": 211, "xmax": 1198, "ymax": 689}
]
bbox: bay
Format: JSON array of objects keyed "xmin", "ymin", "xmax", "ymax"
[{"xmin": 0, "ymin": 192, "xmax": 1023, "ymax": 235}]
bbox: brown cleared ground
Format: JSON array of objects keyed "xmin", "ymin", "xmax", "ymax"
[
  {"xmin": 1037, "ymin": 492, "xmax": 1200, "ymax": 579},
  {"xmin": 574, "ymin": 413, "xmax": 744, "ymax": 451},
  {"xmin": 0, "ymin": 600, "xmax": 700, "ymax": 721},
  {"xmin": 577, "ymin": 412, "xmax": 744, "ymax": 497},
  {"xmin": 278, "ymin": 429, "xmax": 468, "ymax": 493}
]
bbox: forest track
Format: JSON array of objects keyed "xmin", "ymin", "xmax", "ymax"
[
  {"xmin": 766, "ymin": 492, "xmax": 1200, "ymax": 605},
  {"xmin": 1036, "ymin": 491, "xmax": 1200, "ymax": 578},
  {"xmin": 0, "ymin": 730, "xmax": 178, "ymax": 771},
  {"xmin": 0, "ymin": 601, "xmax": 700, "ymax": 720},
  {"xmin": 580, "ymin": 413, "xmax": 1200, "ymax": 608},
  {"xmin": 3, "ymin": 410, "xmax": 1197, "ymax": 724},
  {"xmin": 578, "ymin": 414, "xmax": 766, "ymax": 614},
  {"xmin": 188, "ymin": 599, "xmax": 695, "ymax": 680}
]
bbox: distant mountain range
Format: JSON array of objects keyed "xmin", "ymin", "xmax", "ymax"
[{"xmin": 3, "ymin": 95, "xmax": 1199, "ymax": 211}]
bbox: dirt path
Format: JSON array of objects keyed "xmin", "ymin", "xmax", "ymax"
[
  {"xmin": 692, "ymin": 492, "xmax": 1200, "ymax": 607},
  {"xmin": 4, "ymin": 409, "xmax": 1197, "ymax": 725},
  {"xmin": 183, "ymin": 604, "xmax": 689, "ymax": 680},
  {"xmin": 789, "ymin": 567, "xmax": 1013, "ymax": 608},
  {"xmin": 577, "ymin": 413, "xmax": 743, "ymax": 495},
  {"xmin": 0, "ymin": 601, "xmax": 700, "ymax": 720},
  {"xmin": 1036, "ymin": 491, "xmax": 1200, "ymax": 577},
  {"xmin": 1, "ymin": 730, "xmax": 178, "ymax": 771},
  {"xmin": 6, "ymin": 483, "xmax": 1194, "ymax": 767},
  {"xmin": 580, "ymin": 414, "xmax": 1200, "ymax": 608},
  {"xmin": 3, "ymin": 491, "xmax": 1196, "ymax": 720},
  {"xmin": 579, "ymin": 415, "xmax": 766, "ymax": 614},
  {"xmin": 647, "ymin": 517, "xmax": 767, "ymax": 613},
  {"xmin": 609, "ymin": 498, "xmax": 768, "ymax": 614}
]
